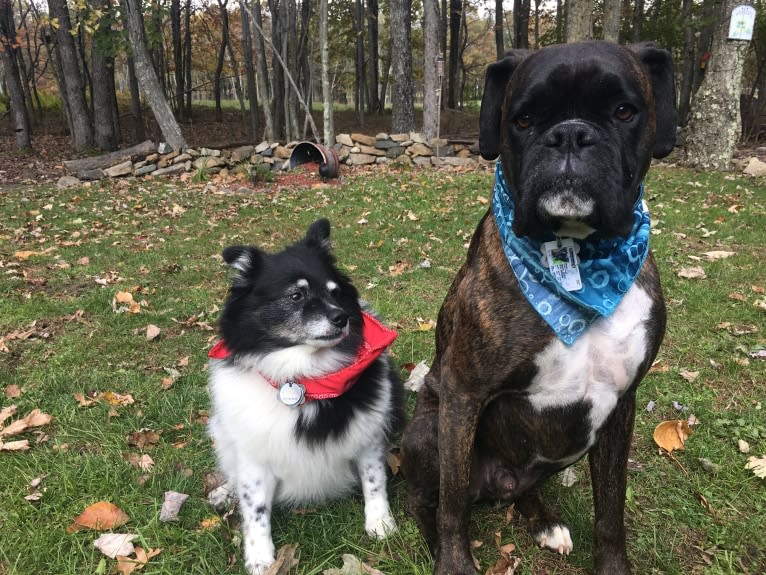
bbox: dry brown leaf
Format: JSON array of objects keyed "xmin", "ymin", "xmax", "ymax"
[
  {"xmin": 23, "ymin": 409, "xmax": 52, "ymax": 428},
  {"xmin": 0, "ymin": 418, "xmax": 28, "ymax": 437},
  {"xmin": 115, "ymin": 547, "xmax": 161, "ymax": 575},
  {"xmin": 4, "ymin": 384, "xmax": 21, "ymax": 399},
  {"xmin": 653, "ymin": 419, "xmax": 693, "ymax": 452},
  {"xmin": 386, "ymin": 447, "xmax": 401, "ymax": 476},
  {"xmin": 702, "ymin": 250, "xmax": 735, "ymax": 261},
  {"xmin": 14, "ymin": 250, "xmax": 39, "ymax": 261},
  {"xmin": 67, "ymin": 501, "xmax": 130, "ymax": 533},
  {"xmin": 73, "ymin": 393, "xmax": 98, "ymax": 407},
  {"xmin": 145, "ymin": 324, "xmax": 161, "ymax": 341},
  {"xmin": 0, "ymin": 439, "xmax": 30, "ymax": 451},
  {"xmin": 679, "ymin": 369, "xmax": 700, "ymax": 383},
  {"xmin": 115, "ymin": 291, "xmax": 135, "ymax": 304},
  {"xmin": 265, "ymin": 543, "xmax": 299, "ymax": 575},
  {"xmin": 0, "ymin": 404, "xmax": 17, "ymax": 426},
  {"xmin": 102, "ymin": 392, "xmax": 135, "ymax": 406},
  {"xmin": 127, "ymin": 429, "xmax": 160, "ymax": 449},
  {"xmin": 677, "ymin": 266, "xmax": 706, "ymax": 280},
  {"xmin": 745, "ymin": 455, "xmax": 766, "ymax": 479}
]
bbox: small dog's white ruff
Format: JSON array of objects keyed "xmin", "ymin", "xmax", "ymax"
[
  {"xmin": 208, "ymin": 343, "xmax": 397, "ymax": 574},
  {"xmin": 536, "ymin": 524, "xmax": 574, "ymax": 555}
]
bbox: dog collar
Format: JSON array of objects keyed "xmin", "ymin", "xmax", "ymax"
[
  {"xmin": 492, "ymin": 161, "xmax": 651, "ymax": 345},
  {"xmin": 208, "ymin": 312, "xmax": 397, "ymax": 404}
]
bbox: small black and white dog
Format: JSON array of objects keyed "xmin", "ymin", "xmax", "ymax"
[{"xmin": 207, "ymin": 218, "xmax": 403, "ymax": 575}]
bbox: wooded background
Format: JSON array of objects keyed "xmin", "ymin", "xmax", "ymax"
[{"xmin": 1, "ymin": 0, "xmax": 765, "ymax": 170}]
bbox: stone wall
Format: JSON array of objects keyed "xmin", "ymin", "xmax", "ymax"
[{"xmin": 59, "ymin": 133, "xmax": 488, "ymax": 186}]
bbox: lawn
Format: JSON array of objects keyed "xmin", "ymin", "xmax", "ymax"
[{"xmin": 0, "ymin": 162, "xmax": 764, "ymax": 574}]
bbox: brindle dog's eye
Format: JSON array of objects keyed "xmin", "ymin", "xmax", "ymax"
[
  {"xmin": 514, "ymin": 114, "xmax": 531, "ymax": 130},
  {"xmin": 289, "ymin": 291, "xmax": 303, "ymax": 302},
  {"xmin": 615, "ymin": 104, "xmax": 636, "ymax": 122}
]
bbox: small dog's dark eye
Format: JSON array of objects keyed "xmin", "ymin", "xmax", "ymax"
[
  {"xmin": 289, "ymin": 291, "xmax": 303, "ymax": 302},
  {"xmin": 615, "ymin": 104, "xmax": 636, "ymax": 122},
  {"xmin": 514, "ymin": 114, "xmax": 531, "ymax": 130}
]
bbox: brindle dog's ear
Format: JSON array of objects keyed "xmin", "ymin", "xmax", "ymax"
[
  {"xmin": 630, "ymin": 43, "xmax": 678, "ymax": 159},
  {"xmin": 479, "ymin": 51, "xmax": 529, "ymax": 160}
]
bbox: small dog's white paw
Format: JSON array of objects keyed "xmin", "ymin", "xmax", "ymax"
[
  {"xmin": 365, "ymin": 511, "xmax": 397, "ymax": 539},
  {"xmin": 536, "ymin": 524, "xmax": 573, "ymax": 555},
  {"xmin": 244, "ymin": 558, "xmax": 273, "ymax": 575},
  {"xmin": 207, "ymin": 483, "xmax": 234, "ymax": 512}
]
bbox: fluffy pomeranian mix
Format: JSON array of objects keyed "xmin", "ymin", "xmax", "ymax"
[{"xmin": 207, "ymin": 218, "xmax": 404, "ymax": 575}]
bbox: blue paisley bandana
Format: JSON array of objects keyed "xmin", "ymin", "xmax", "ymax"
[{"xmin": 492, "ymin": 161, "xmax": 650, "ymax": 345}]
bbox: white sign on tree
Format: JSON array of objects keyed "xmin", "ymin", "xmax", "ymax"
[{"xmin": 728, "ymin": 5, "xmax": 756, "ymax": 41}]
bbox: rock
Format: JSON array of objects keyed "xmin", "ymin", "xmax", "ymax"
[
  {"xmin": 185, "ymin": 148, "xmax": 200, "ymax": 157},
  {"xmin": 193, "ymin": 156, "xmax": 225, "ymax": 170},
  {"xmin": 358, "ymin": 144, "xmax": 385, "ymax": 156},
  {"xmin": 390, "ymin": 133, "xmax": 410, "ymax": 142},
  {"xmin": 145, "ymin": 153, "xmax": 159, "ymax": 163},
  {"xmin": 153, "ymin": 163, "xmax": 188, "ymax": 177},
  {"xmin": 375, "ymin": 132, "xmax": 389, "ymax": 140},
  {"xmin": 254, "ymin": 141, "xmax": 271, "ymax": 154},
  {"xmin": 161, "ymin": 150, "xmax": 180, "ymax": 162},
  {"xmin": 77, "ymin": 169, "xmax": 104, "ymax": 181},
  {"xmin": 249, "ymin": 154, "xmax": 264, "ymax": 165},
  {"xmin": 439, "ymin": 156, "xmax": 478, "ymax": 168},
  {"xmin": 374, "ymin": 139, "xmax": 400, "ymax": 150},
  {"xmin": 409, "ymin": 132, "xmax": 426, "ymax": 144},
  {"xmin": 412, "ymin": 156, "xmax": 433, "ymax": 167},
  {"xmin": 336, "ymin": 146, "xmax": 351, "ymax": 161},
  {"xmin": 273, "ymin": 145, "xmax": 292, "ymax": 159},
  {"xmin": 375, "ymin": 157, "xmax": 391, "ymax": 165},
  {"xmin": 335, "ymin": 133, "xmax": 354, "ymax": 147},
  {"xmin": 434, "ymin": 145, "xmax": 455, "ymax": 157},
  {"xmin": 346, "ymin": 153, "xmax": 377, "ymax": 165},
  {"xmin": 429, "ymin": 138, "xmax": 448, "ymax": 148},
  {"xmin": 261, "ymin": 146, "xmax": 273, "ymax": 157},
  {"xmin": 351, "ymin": 133, "xmax": 376, "ymax": 146},
  {"xmin": 172, "ymin": 153, "xmax": 192, "ymax": 164},
  {"xmin": 134, "ymin": 164, "xmax": 157, "ymax": 176},
  {"xmin": 200, "ymin": 147, "xmax": 221, "ymax": 157},
  {"xmin": 743, "ymin": 157, "xmax": 766, "ymax": 177},
  {"xmin": 57, "ymin": 175, "xmax": 81, "ymax": 189},
  {"xmin": 407, "ymin": 143, "xmax": 433, "ymax": 157},
  {"xmin": 230, "ymin": 145, "xmax": 254, "ymax": 163},
  {"xmin": 157, "ymin": 142, "xmax": 173, "ymax": 154},
  {"xmin": 385, "ymin": 146, "xmax": 406, "ymax": 158},
  {"xmin": 104, "ymin": 160, "xmax": 133, "ymax": 178}
]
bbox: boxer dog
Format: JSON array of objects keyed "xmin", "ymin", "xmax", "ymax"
[{"xmin": 400, "ymin": 41, "xmax": 676, "ymax": 574}]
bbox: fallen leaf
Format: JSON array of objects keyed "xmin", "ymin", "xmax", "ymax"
[
  {"xmin": 388, "ymin": 261, "xmax": 409, "ymax": 276},
  {"xmin": 679, "ymin": 369, "xmax": 700, "ymax": 383},
  {"xmin": 653, "ymin": 419, "xmax": 693, "ymax": 453},
  {"xmin": 127, "ymin": 429, "xmax": 160, "ymax": 449},
  {"xmin": 67, "ymin": 501, "xmax": 130, "ymax": 533},
  {"xmin": 115, "ymin": 291, "xmax": 135, "ymax": 304},
  {"xmin": 677, "ymin": 266, "xmax": 706, "ymax": 280},
  {"xmin": 115, "ymin": 547, "xmax": 161, "ymax": 575},
  {"xmin": 386, "ymin": 448, "xmax": 401, "ymax": 476},
  {"xmin": 738, "ymin": 439, "xmax": 751, "ymax": 453},
  {"xmin": 23, "ymin": 409, "xmax": 52, "ymax": 428},
  {"xmin": 0, "ymin": 439, "xmax": 29, "ymax": 451},
  {"xmin": 145, "ymin": 324, "xmax": 161, "ymax": 341},
  {"xmin": 702, "ymin": 250, "xmax": 735, "ymax": 261},
  {"xmin": 0, "ymin": 404, "xmax": 17, "ymax": 425},
  {"xmin": 14, "ymin": 250, "xmax": 40, "ymax": 261},
  {"xmin": 265, "ymin": 543, "xmax": 300, "ymax": 575},
  {"xmin": 4, "ymin": 384, "xmax": 21, "ymax": 399},
  {"xmin": 560, "ymin": 466, "xmax": 577, "ymax": 487},
  {"xmin": 745, "ymin": 455, "xmax": 766, "ymax": 479},
  {"xmin": 698, "ymin": 458, "xmax": 721, "ymax": 474},
  {"xmin": 93, "ymin": 533, "xmax": 137, "ymax": 559},
  {"xmin": 126, "ymin": 452, "xmax": 154, "ymax": 471},
  {"xmin": 73, "ymin": 392, "xmax": 98, "ymax": 407},
  {"xmin": 159, "ymin": 491, "xmax": 189, "ymax": 522},
  {"xmin": 416, "ymin": 318, "xmax": 436, "ymax": 331},
  {"xmin": 101, "ymin": 392, "xmax": 135, "ymax": 406}
]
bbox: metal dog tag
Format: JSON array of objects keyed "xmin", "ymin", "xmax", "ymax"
[
  {"xmin": 278, "ymin": 381, "xmax": 306, "ymax": 407},
  {"xmin": 543, "ymin": 238, "xmax": 582, "ymax": 292}
]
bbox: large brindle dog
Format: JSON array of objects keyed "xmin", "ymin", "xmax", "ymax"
[{"xmin": 401, "ymin": 41, "xmax": 677, "ymax": 574}]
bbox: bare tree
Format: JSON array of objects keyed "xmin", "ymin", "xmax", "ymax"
[
  {"xmin": 683, "ymin": 0, "xmax": 749, "ymax": 170},
  {"xmin": 602, "ymin": 0, "xmax": 621, "ymax": 42},
  {"xmin": 513, "ymin": 0, "xmax": 530, "ymax": 48},
  {"xmin": 122, "ymin": 0, "xmax": 186, "ymax": 150},
  {"xmin": 422, "ymin": 0, "xmax": 441, "ymax": 139},
  {"xmin": 0, "ymin": 0, "xmax": 31, "ymax": 149},
  {"xmin": 565, "ymin": 0, "xmax": 593, "ymax": 42},
  {"xmin": 494, "ymin": 0, "xmax": 503, "ymax": 58},
  {"xmin": 446, "ymin": 0, "xmax": 462, "ymax": 108},
  {"xmin": 48, "ymin": 0, "xmax": 93, "ymax": 151},
  {"xmin": 367, "ymin": 0, "xmax": 380, "ymax": 112},
  {"xmin": 240, "ymin": 0, "xmax": 259, "ymax": 140},
  {"xmin": 390, "ymin": 0, "xmax": 415, "ymax": 132},
  {"xmin": 90, "ymin": 0, "xmax": 120, "ymax": 151},
  {"xmin": 249, "ymin": 0, "xmax": 274, "ymax": 141},
  {"xmin": 320, "ymin": 0, "xmax": 334, "ymax": 144}
]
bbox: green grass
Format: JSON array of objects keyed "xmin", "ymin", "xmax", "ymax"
[{"xmin": 0, "ymin": 164, "xmax": 764, "ymax": 574}]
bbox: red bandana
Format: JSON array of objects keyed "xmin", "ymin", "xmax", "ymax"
[{"xmin": 208, "ymin": 312, "xmax": 397, "ymax": 401}]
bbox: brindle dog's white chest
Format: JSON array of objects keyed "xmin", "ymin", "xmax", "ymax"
[{"xmin": 527, "ymin": 284, "xmax": 653, "ymax": 445}]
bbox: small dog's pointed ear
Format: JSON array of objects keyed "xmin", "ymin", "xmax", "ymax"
[
  {"xmin": 630, "ymin": 42, "xmax": 678, "ymax": 159},
  {"xmin": 305, "ymin": 218, "xmax": 332, "ymax": 252},
  {"xmin": 222, "ymin": 245, "xmax": 262, "ymax": 283},
  {"xmin": 480, "ymin": 51, "xmax": 529, "ymax": 160}
]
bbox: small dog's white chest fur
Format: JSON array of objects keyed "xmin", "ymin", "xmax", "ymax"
[
  {"xmin": 208, "ymin": 361, "xmax": 390, "ymax": 503},
  {"xmin": 527, "ymin": 283, "xmax": 652, "ymax": 446}
]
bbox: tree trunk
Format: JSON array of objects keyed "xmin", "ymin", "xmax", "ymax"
[
  {"xmin": 47, "ymin": 0, "xmax": 93, "ymax": 151},
  {"xmin": 513, "ymin": 0, "xmax": 529, "ymax": 48},
  {"xmin": 184, "ymin": 0, "xmax": 192, "ymax": 115},
  {"xmin": 565, "ymin": 0, "xmax": 593, "ymax": 42},
  {"xmin": 494, "ymin": 0, "xmax": 503, "ymax": 58},
  {"xmin": 90, "ymin": 0, "xmax": 119, "ymax": 151},
  {"xmin": 62, "ymin": 139, "xmax": 155, "ymax": 173},
  {"xmin": 422, "ymin": 0, "xmax": 441, "ymax": 139},
  {"xmin": 285, "ymin": 0, "xmax": 299, "ymax": 140},
  {"xmin": 367, "ymin": 0, "xmax": 380, "ymax": 113},
  {"xmin": 171, "ymin": 0, "xmax": 184, "ymax": 120},
  {"xmin": 268, "ymin": 0, "xmax": 285, "ymax": 139},
  {"xmin": 0, "ymin": 0, "xmax": 32, "ymax": 149},
  {"xmin": 126, "ymin": 56, "xmax": 146, "ymax": 142},
  {"xmin": 320, "ymin": 0, "xmax": 334, "ymax": 145},
  {"xmin": 390, "ymin": 0, "xmax": 414, "ymax": 132},
  {"xmin": 447, "ymin": 0, "xmax": 461, "ymax": 108},
  {"xmin": 354, "ymin": 0, "xmax": 366, "ymax": 115},
  {"xmin": 682, "ymin": 0, "xmax": 749, "ymax": 171},
  {"xmin": 677, "ymin": 0, "xmax": 695, "ymax": 126},
  {"xmin": 602, "ymin": 0, "xmax": 621, "ymax": 42},
  {"xmin": 213, "ymin": 0, "xmax": 228, "ymax": 123},
  {"xmin": 631, "ymin": 0, "xmax": 644, "ymax": 42},
  {"xmin": 122, "ymin": 0, "xmax": 186, "ymax": 150},
  {"xmin": 240, "ymin": 0, "xmax": 259, "ymax": 140},
  {"xmin": 250, "ymin": 0, "xmax": 274, "ymax": 141}
]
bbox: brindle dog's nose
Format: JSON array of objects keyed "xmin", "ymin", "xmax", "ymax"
[{"xmin": 544, "ymin": 120, "xmax": 598, "ymax": 150}]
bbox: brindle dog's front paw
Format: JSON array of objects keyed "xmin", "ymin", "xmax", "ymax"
[
  {"xmin": 593, "ymin": 552, "xmax": 630, "ymax": 575},
  {"xmin": 434, "ymin": 547, "xmax": 479, "ymax": 575}
]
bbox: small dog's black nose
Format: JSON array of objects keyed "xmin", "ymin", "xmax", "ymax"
[
  {"xmin": 545, "ymin": 121, "xmax": 598, "ymax": 149},
  {"xmin": 328, "ymin": 310, "xmax": 348, "ymax": 328}
]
